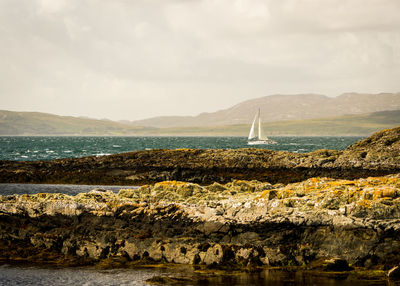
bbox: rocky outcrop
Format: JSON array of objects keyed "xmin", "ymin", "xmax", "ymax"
[
  {"xmin": 2, "ymin": 175, "xmax": 400, "ymax": 269},
  {"xmin": 0, "ymin": 127, "xmax": 399, "ymax": 185},
  {"xmin": 336, "ymin": 127, "xmax": 400, "ymax": 169}
]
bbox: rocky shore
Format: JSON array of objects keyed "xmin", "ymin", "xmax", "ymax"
[
  {"xmin": 0, "ymin": 127, "xmax": 399, "ymax": 185},
  {"xmin": 1, "ymin": 175, "xmax": 400, "ymax": 273},
  {"xmin": 1, "ymin": 127, "xmax": 400, "ymax": 281}
]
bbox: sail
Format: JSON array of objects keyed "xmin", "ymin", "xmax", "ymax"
[
  {"xmin": 258, "ymin": 110, "xmax": 268, "ymax": 140},
  {"xmin": 248, "ymin": 113, "xmax": 257, "ymax": 140}
]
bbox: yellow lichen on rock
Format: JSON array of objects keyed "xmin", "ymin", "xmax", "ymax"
[{"xmin": 2, "ymin": 173, "xmax": 400, "ymax": 221}]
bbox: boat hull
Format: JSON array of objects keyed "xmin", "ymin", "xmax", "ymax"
[{"xmin": 248, "ymin": 140, "xmax": 277, "ymax": 145}]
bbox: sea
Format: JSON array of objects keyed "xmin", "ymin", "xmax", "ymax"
[
  {"xmin": 0, "ymin": 265, "xmax": 386, "ymax": 286},
  {"xmin": 0, "ymin": 135, "xmax": 363, "ymax": 161},
  {"xmin": 2, "ymin": 135, "xmax": 383, "ymax": 286}
]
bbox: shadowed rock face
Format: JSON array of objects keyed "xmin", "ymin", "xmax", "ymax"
[
  {"xmin": 1, "ymin": 176, "xmax": 400, "ymax": 269},
  {"xmin": 0, "ymin": 127, "xmax": 399, "ymax": 185}
]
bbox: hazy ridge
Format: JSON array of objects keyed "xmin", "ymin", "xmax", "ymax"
[
  {"xmin": 2, "ymin": 93, "xmax": 400, "ymax": 136},
  {"xmin": 1, "ymin": 109, "xmax": 399, "ymax": 136},
  {"xmin": 0, "ymin": 110, "xmax": 155, "ymax": 136},
  {"xmin": 128, "ymin": 92, "xmax": 400, "ymax": 128}
]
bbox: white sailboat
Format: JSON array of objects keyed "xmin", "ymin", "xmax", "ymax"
[{"xmin": 248, "ymin": 109, "xmax": 277, "ymax": 145}]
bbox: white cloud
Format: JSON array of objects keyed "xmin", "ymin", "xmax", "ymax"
[
  {"xmin": 37, "ymin": 0, "xmax": 70, "ymax": 14},
  {"xmin": 0, "ymin": 0, "xmax": 399, "ymax": 120}
]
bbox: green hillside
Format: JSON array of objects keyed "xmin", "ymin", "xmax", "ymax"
[
  {"xmin": 0, "ymin": 110, "xmax": 154, "ymax": 135},
  {"xmin": 0, "ymin": 109, "xmax": 399, "ymax": 136}
]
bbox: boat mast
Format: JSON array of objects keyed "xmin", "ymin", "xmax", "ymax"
[
  {"xmin": 258, "ymin": 108, "xmax": 268, "ymax": 140},
  {"xmin": 258, "ymin": 108, "xmax": 262, "ymax": 140}
]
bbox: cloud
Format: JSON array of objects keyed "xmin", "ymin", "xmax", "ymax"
[
  {"xmin": 37, "ymin": 0, "xmax": 70, "ymax": 14},
  {"xmin": 0, "ymin": 0, "xmax": 399, "ymax": 120}
]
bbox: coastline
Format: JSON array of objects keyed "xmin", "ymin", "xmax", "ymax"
[
  {"xmin": 0, "ymin": 127, "xmax": 400, "ymax": 282},
  {"xmin": 0, "ymin": 128, "xmax": 399, "ymax": 186}
]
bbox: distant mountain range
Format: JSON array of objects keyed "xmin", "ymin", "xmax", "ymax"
[
  {"xmin": 157, "ymin": 110, "xmax": 400, "ymax": 136},
  {"xmin": 1, "ymin": 109, "xmax": 399, "ymax": 136},
  {"xmin": 127, "ymin": 92, "xmax": 400, "ymax": 127}
]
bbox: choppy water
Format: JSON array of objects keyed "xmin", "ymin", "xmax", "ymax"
[
  {"xmin": 0, "ymin": 183, "xmax": 137, "ymax": 196},
  {"xmin": 0, "ymin": 136, "xmax": 363, "ymax": 161},
  {"xmin": 0, "ymin": 265, "xmax": 387, "ymax": 286}
]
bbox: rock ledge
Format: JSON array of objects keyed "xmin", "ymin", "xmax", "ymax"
[{"xmin": 2, "ymin": 175, "xmax": 400, "ymax": 269}]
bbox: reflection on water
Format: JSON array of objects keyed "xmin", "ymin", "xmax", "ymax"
[
  {"xmin": 0, "ymin": 265, "xmax": 156, "ymax": 286},
  {"xmin": 0, "ymin": 265, "xmax": 391, "ymax": 286}
]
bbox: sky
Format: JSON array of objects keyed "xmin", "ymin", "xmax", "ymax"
[{"xmin": 1, "ymin": 0, "xmax": 400, "ymax": 121}]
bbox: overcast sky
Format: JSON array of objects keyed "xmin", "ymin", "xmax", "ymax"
[{"xmin": 1, "ymin": 0, "xmax": 400, "ymax": 121}]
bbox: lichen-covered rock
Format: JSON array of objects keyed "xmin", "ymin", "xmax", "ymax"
[
  {"xmin": 0, "ymin": 154, "xmax": 396, "ymax": 270},
  {"xmin": 202, "ymin": 244, "xmax": 224, "ymax": 265},
  {"xmin": 336, "ymin": 127, "xmax": 400, "ymax": 170},
  {"xmin": 2, "ymin": 174, "xmax": 400, "ymax": 269}
]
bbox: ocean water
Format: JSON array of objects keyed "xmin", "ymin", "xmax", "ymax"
[
  {"xmin": 0, "ymin": 136, "xmax": 363, "ymax": 161},
  {"xmin": 0, "ymin": 183, "xmax": 138, "ymax": 196},
  {"xmin": 0, "ymin": 265, "xmax": 386, "ymax": 286}
]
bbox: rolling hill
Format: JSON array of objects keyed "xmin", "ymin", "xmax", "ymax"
[
  {"xmin": 138, "ymin": 110, "xmax": 400, "ymax": 136},
  {"xmin": 0, "ymin": 109, "xmax": 399, "ymax": 136},
  {"xmin": 129, "ymin": 92, "xmax": 400, "ymax": 128},
  {"xmin": 0, "ymin": 110, "xmax": 154, "ymax": 135}
]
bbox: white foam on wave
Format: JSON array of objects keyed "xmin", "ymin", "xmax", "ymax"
[
  {"xmin": 113, "ymin": 145, "xmax": 121, "ymax": 148},
  {"xmin": 63, "ymin": 150, "xmax": 72, "ymax": 153}
]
